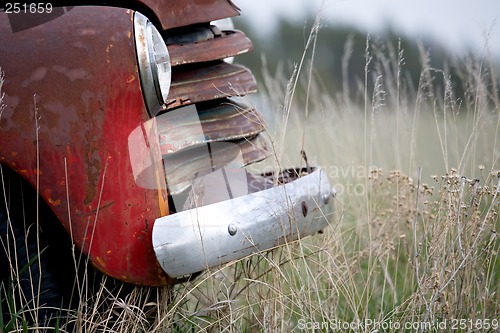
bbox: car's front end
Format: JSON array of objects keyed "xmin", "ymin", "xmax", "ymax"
[{"xmin": 0, "ymin": 0, "xmax": 334, "ymax": 286}]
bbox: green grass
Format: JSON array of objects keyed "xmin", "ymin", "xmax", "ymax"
[{"xmin": 1, "ymin": 19, "xmax": 500, "ymax": 332}]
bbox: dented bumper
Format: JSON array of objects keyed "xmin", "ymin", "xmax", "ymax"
[{"xmin": 152, "ymin": 167, "xmax": 334, "ymax": 278}]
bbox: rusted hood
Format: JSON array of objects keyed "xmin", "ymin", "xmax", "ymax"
[{"xmin": 138, "ymin": 0, "xmax": 240, "ymax": 30}]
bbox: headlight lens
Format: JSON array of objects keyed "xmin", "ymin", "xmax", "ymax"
[{"xmin": 134, "ymin": 12, "xmax": 171, "ymax": 116}]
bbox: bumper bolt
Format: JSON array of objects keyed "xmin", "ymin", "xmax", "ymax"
[
  {"xmin": 323, "ymin": 193, "xmax": 330, "ymax": 205},
  {"xmin": 228, "ymin": 224, "xmax": 238, "ymax": 236},
  {"xmin": 301, "ymin": 201, "xmax": 308, "ymax": 217}
]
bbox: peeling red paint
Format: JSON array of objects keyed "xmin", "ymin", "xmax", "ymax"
[
  {"xmin": 96, "ymin": 256, "xmax": 106, "ymax": 268},
  {"xmin": 137, "ymin": 0, "xmax": 240, "ymax": 30},
  {"xmin": 43, "ymin": 188, "xmax": 61, "ymax": 206},
  {"xmin": 48, "ymin": 197, "xmax": 61, "ymax": 206}
]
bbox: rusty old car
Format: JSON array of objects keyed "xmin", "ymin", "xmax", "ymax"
[{"xmin": 0, "ymin": 0, "xmax": 334, "ymax": 323}]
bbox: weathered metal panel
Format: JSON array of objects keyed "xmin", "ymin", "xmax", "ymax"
[
  {"xmin": 1, "ymin": 0, "xmax": 240, "ymax": 31},
  {"xmin": 0, "ymin": 7, "xmax": 172, "ymax": 286},
  {"xmin": 167, "ymin": 62, "xmax": 257, "ymax": 109},
  {"xmin": 157, "ymin": 100, "xmax": 266, "ymax": 154},
  {"xmin": 164, "ymin": 133, "xmax": 271, "ymax": 194},
  {"xmin": 138, "ymin": 0, "xmax": 240, "ymax": 30},
  {"xmin": 168, "ymin": 30, "xmax": 253, "ymax": 66}
]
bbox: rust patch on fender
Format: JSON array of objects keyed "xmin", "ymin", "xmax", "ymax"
[
  {"xmin": 83, "ymin": 106, "xmax": 103, "ymax": 205},
  {"xmin": 96, "ymin": 256, "xmax": 106, "ymax": 268}
]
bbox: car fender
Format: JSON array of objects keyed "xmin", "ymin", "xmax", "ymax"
[{"xmin": 0, "ymin": 7, "xmax": 172, "ymax": 286}]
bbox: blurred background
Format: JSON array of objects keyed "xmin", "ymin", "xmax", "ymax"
[
  {"xmin": 232, "ymin": 0, "xmax": 500, "ymax": 103},
  {"xmin": 229, "ymin": 0, "xmax": 499, "ymax": 183}
]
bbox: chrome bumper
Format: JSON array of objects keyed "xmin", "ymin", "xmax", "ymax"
[{"xmin": 152, "ymin": 167, "xmax": 334, "ymax": 278}]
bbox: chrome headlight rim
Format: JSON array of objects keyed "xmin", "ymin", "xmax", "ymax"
[{"xmin": 134, "ymin": 11, "xmax": 171, "ymax": 116}]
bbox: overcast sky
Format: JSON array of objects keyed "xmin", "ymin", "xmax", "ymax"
[{"xmin": 236, "ymin": 0, "xmax": 500, "ymax": 56}]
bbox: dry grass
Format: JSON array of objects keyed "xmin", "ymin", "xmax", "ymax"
[
  {"xmin": 140, "ymin": 21, "xmax": 499, "ymax": 332},
  {"xmin": 1, "ymin": 17, "xmax": 500, "ymax": 332},
  {"xmin": 152, "ymin": 22, "xmax": 499, "ymax": 332}
]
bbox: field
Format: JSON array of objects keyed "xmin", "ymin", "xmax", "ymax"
[{"xmin": 1, "ymin": 22, "xmax": 499, "ymax": 332}]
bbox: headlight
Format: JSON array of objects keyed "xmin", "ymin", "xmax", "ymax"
[{"xmin": 134, "ymin": 12, "xmax": 171, "ymax": 116}]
